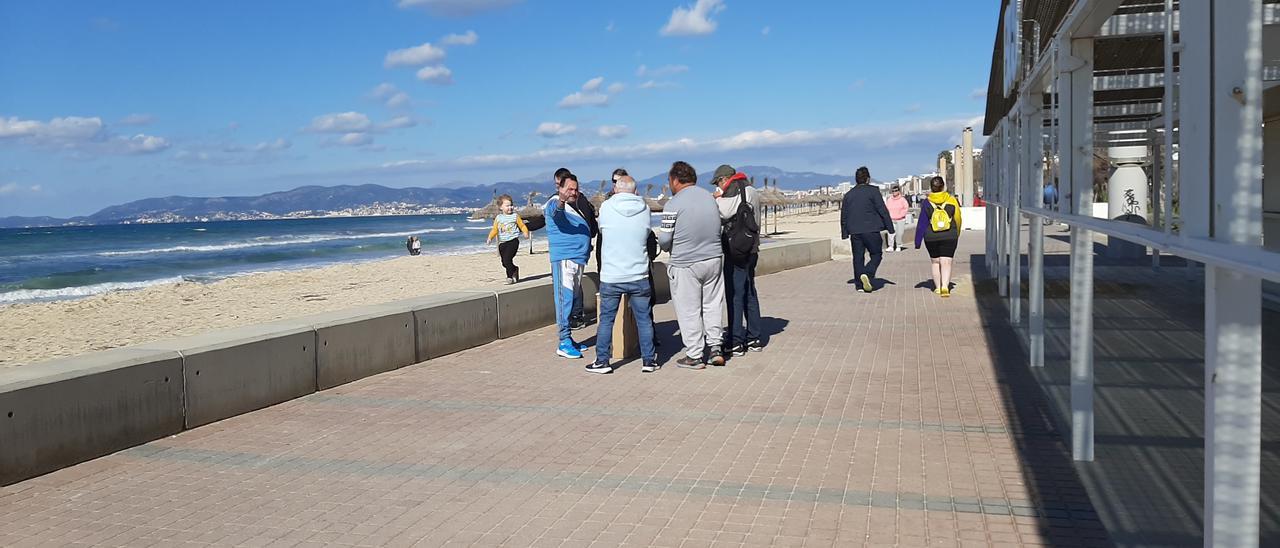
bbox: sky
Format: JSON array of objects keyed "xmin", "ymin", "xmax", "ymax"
[{"xmin": 0, "ymin": 0, "xmax": 995, "ymax": 218}]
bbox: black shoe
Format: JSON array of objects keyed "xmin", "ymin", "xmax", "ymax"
[
  {"xmin": 570, "ymin": 318, "xmax": 586, "ymax": 330},
  {"xmin": 746, "ymin": 339, "xmax": 764, "ymax": 352},
  {"xmin": 730, "ymin": 344, "xmax": 747, "ymax": 357},
  {"xmin": 708, "ymin": 351, "xmax": 726, "ymax": 367},
  {"xmin": 641, "ymin": 362, "xmax": 658, "ymax": 373},
  {"xmin": 675, "ymin": 356, "xmax": 705, "ymax": 369},
  {"xmin": 585, "ymin": 362, "xmax": 613, "ymax": 374}
]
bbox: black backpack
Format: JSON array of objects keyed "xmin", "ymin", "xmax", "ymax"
[{"xmin": 724, "ymin": 197, "xmax": 759, "ymax": 264}]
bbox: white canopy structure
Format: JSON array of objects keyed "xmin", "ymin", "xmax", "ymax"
[{"xmin": 982, "ymin": 1, "xmax": 1276, "ymax": 545}]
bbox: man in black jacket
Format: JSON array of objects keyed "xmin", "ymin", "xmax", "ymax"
[{"xmin": 840, "ymin": 166, "xmax": 894, "ymax": 293}]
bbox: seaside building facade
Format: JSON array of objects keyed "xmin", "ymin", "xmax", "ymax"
[{"xmin": 981, "ymin": 1, "xmax": 1276, "ymax": 545}]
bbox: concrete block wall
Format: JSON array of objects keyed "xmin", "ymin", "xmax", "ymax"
[{"xmin": 0, "ymin": 238, "xmax": 832, "ymax": 486}]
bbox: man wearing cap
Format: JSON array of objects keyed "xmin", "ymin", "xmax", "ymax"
[
  {"xmin": 884, "ymin": 184, "xmax": 910, "ymax": 252},
  {"xmin": 712, "ymin": 164, "xmax": 765, "ymax": 356}
]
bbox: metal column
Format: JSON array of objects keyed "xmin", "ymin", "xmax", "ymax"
[
  {"xmin": 1199, "ymin": 1, "xmax": 1264, "ymax": 545},
  {"xmin": 1065, "ymin": 36, "xmax": 1095, "ymax": 462}
]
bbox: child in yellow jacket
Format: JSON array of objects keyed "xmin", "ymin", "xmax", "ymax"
[{"xmin": 486, "ymin": 194, "xmax": 530, "ymax": 284}]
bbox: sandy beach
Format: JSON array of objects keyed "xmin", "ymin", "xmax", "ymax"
[{"xmin": 0, "ymin": 210, "xmax": 851, "ymax": 368}]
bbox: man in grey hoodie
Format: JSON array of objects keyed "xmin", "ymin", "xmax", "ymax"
[
  {"xmin": 588, "ymin": 175, "xmax": 658, "ymax": 374},
  {"xmin": 658, "ymin": 161, "xmax": 726, "ymax": 369}
]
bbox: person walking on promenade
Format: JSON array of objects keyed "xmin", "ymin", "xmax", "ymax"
[
  {"xmin": 658, "ymin": 161, "xmax": 726, "ymax": 369},
  {"xmin": 915, "ymin": 176, "xmax": 963, "ymax": 298},
  {"xmin": 712, "ymin": 164, "xmax": 764, "ymax": 356},
  {"xmin": 587, "ymin": 175, "xmax": 659, "ymax": 374},
  {"xmin": 884, "ymin": 184, "xmax": 910, "ymax": 252},
  {"xmin": 1042, "ymin": 180, "xmax": 1059, "ymax": 226},
  {"xmin": 840, "ymin": 166, "xmax": 894, "ymax": 293},
  {"xmin": 485, "ymin": 194, "xmax": 530, "ymax": 284},
  {"xmin": 544, "ymin": 170, "xmax": 593, "ymax": 358}
]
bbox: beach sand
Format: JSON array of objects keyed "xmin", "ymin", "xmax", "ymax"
[{"xmin": 0, "ymin": 211, "xmax": 848, "ymax": 368}]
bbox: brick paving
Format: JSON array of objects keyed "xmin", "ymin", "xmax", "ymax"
[{"xmin": 0, "ymin": 233, "xmax": 1111, "ymax": 547}]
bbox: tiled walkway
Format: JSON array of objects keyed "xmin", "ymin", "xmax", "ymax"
[{"xmin": 0, "ymin": 234, "xmax": 1111, "ymax": 547}]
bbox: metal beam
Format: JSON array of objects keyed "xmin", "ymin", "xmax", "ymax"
[{"xmin": 1068, "ymin": 37, "xmax": 1096, "ymax": 463}]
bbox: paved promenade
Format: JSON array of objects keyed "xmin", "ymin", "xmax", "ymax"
[{"xmin": 0, "ymin": 232, "xmax": 1112, "ymax": 547}]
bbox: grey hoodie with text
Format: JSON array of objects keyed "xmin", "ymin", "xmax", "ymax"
[{"xmin": 658, "ymin": 185, "xmax": 723, "ymax": 267}]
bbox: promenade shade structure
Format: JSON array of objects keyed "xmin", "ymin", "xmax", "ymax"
[{"xmin": 981, "ymin": 1, "xmax": 1276, "ymax": 545}]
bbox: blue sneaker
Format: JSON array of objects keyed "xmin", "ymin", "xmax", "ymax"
[
  {"xmin": 573, "ymin": 339, "xmax": 591, "ymax": 351},
  {"xmin": 557, "ymin": 340, "xmax": 583, "ymax": 359}
]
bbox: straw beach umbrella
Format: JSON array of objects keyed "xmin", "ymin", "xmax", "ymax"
[{"xmin": 469, "ymin": 190, "xmax": 501, "ymax": 220}]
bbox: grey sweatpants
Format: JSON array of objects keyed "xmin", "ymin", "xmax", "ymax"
[{"xmin": 668, "ymin": 256, "xmax": 725, "ymax": 360}]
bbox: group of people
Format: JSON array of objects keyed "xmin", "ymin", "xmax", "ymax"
[
  {"xmin": 528, "ymin": 161, "xmax": 765, "ymax": 374},
  {"xmin": 840, "ymin": 169, "xmax": 963, "ymax": 297}
]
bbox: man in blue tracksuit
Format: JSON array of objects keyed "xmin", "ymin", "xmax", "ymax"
[{"xmin": 544, "ymin": 171, "xmax": 593, "ymax": 359}]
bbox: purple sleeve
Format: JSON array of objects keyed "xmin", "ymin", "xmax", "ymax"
[{"xmin": 914, "ymin": 203, "xmax": 929, "ymax": 248}]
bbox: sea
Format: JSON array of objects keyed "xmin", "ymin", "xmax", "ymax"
[{"xmin": 0, "ymin": 214, "xmax": 495, "ymax": 305}]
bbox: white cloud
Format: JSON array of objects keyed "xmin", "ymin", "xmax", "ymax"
[
  {"xmin": 640, "ymin": 80, "xmax": 678, "ymax": 89},
  {"xmin": 904, "ymin": 103, "xmax": 922, "ymax": 113},
  {"xmin": 384, "ymin": 42, "xmax": 446, "ymax": 68},
  {"xmin": 121, "ymin": 134, "xmax": 171, "ymax": 154},
  {"xmin": 606, "ymin": 21, "xmax": 615, "ymax": 32},
  {"xmin": 558, "ymin": 92, "xmax": 609, "ymax": 108},
  {"xmin": 441, "ymin": 30, "xmax": 478, "ymax": 46},
  {"xmin": 117, "ymin": 113, "xmax": 155, "ymax": 126},
  {"xmin": 396, "ymin": 0, "xmax": 520, "ymax": 16},
  {"xmin": 582, "ymin": 76, "xmax": 605, "ymax": 92},
  {"xmin": 850, "ymin": 79, "xmax": 866, "ymax": 90},
  {"xmin": 536, "ymin": 122, "xmax": 577, "ymax": 137},
  {"xmin": 596, "ymin": 125, "xmax": 630, "ymax": 139},
  {"xmin": 416, "ymin": 65, "xmax": 454, "ymax": 84},
  {"xmin": 761, "ymin": 25, "xmax": 770, "ymax": 36},
  {"xmin": 0, "ymin": 115, "xmax": 170, "ymax": 155},
  {"xmin": 305, "ymin": 112, "xmax": 373, "ymax": 133},
  {"xmin": 369, "ymin": 83, "xmax": 412, "ymax": 109},
  {"xmin": 0, "ymin": 183, "xmax": 40, "ymax": 195},
  {"xmin": 253, "ymin": 138, "xmax": 291, "ymax": 152},
  {"xmin": 607, "ymin": 82, "xmax": 626, "ymax": 94},
  {"xmin": 336, "ymin": 132, "xmax": 374, "ymax": 147},
  {"xmin": 353, "ymin": 116, "xmax": 984, "ymax": 173},
  {"xmin": 379, "ymin": 116, "xmax": 418, "ymax": 130},
  {"xmin": 636, "ymin": 64, "xmax": 689, "ymax": 77},
  {"xmin": 661, "ymin": 0, "xmax": 725, "ymax": 37},
  {"xmin": 970, "ymin": 87, "xmax": 988, "ymax": 100}
]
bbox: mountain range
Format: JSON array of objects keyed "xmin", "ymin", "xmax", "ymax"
[{"xmin": 0, "ymin": 165, "xmax": 853, "ymax": 228}]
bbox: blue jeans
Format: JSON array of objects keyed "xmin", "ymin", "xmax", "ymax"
[
  {"xmin": 551, "ymin": 260, "xmax": 583, "ymax": 343},
  {"xmin": 724, "ymin": 253, "xmax": 762, "ymax": 346},
  {"xmin": 594, "ymin": 279, "xmax": 656, "ymax": 364},
  {"xmin": 850, "ymin": 232, "xmax": 884, "ymax": 280}
]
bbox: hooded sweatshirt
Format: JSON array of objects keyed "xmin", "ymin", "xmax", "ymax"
[
  {"xmin": 915, "ymin": 191, "xmax": 963, "ymax": 248},
  {"xmin": 543, "ymin": 196, "xmax": 593, "ymax": 264},
  {"xmin": 598, "ymin": 192, "xmax": 653, "ymax": 283}
]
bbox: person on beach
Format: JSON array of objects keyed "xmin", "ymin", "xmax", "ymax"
[
  {"xmin": 411, "ymin": 236, "xmax": 421, "ymax": 255},
  {"xmin": 915, "ymin": 176, "xmax": 963, "ymax": 298},
  {"xmin": 586, "ymin": 175, "xmax": 658, "ymax": 374},
  {"xmin": 712, "ymin": 164, "xmax": 764, "ymax": 357},
  {"xmin": 545, "ymin": 171, "xmax": 594, "ymax": 359},
  {"xmin": 840, "ymin": 166, "xmax": 894, "ymax": 293},
  {"xmin": 884, "ymin": 184, "xmax": 910, "ymax": 252},
  {"xmin": 406, "ymin": 236, "xmax": 414, "ymax": 255},
  {"xmin": 485, "ymin": 194, "xmax": 530, "ymax": 284},
  {"xmin": 658, "ymin": 161, "xmax": 726, "ymax": 369}
]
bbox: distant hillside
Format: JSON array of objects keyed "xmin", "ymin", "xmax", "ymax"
[
  {"xmin": 637, "ymin": 165, "xmax": 851, "ymax": 191},
  {"xmin": 0, "ymin": 165, "xmax": 853, "ymax": 228}
]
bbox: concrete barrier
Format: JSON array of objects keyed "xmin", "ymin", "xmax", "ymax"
[
  {"xmin": 0, "ymin": 348, "xmax": 184, "ymax": 485},
  {"xmin": 757, "ymin": 238, "xmax": 832, "ymax": 276},
  {"xmin": 402, "ymin": 291, "xmax": 498, "ymax": 361},
  {"xmin": 137, "ymin": 322, "xmax": 316, "ymax": 429},
  {"xmin": 492, "ymin": 281, "xmax": 555, "ymax": 339},
  {"xmin": 306, "ymin": 305, "xmax": 416, "ymax": 390}
]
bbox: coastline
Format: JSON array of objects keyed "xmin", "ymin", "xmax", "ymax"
[{"xmin": 0, "ymin": 211, "xmax": 847, "ymax": 368}]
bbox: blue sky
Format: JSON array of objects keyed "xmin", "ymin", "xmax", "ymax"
[{"xmin": 0, "ymin": 1, "xmax": 994, "ymax": 217}]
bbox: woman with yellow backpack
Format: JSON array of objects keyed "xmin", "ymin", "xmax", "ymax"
[{"xmin": 914, "ymin": 176, "xmax": 962, "ymax": 297}]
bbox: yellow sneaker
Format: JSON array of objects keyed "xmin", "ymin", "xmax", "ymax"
[
  {"xmin": 933, "ymin": 287, "xmax": 942, "ymax": 295},
  {"xmin": 940, "ymin": 287, "xmax": 951, "ymax": 298}
]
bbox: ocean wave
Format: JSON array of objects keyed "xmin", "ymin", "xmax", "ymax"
[
  {"xmin": 96, "ymin": 227, "xmax": 457, "ymax": 257},
  {"xmin": 0, "ymin": 276, "xmax": 189, "ymax": 304},
  {"xmin": 462, "ymin": 226, "xmax": 490, "ymax": 230}
]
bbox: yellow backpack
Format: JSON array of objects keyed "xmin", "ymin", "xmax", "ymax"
[{"xmin": 930, "ymin": 201, "xmax": 954, "ymax": 232}]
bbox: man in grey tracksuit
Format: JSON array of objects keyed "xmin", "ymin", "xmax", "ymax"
[{"xmin": 658, "ymin": 161, "xmax": 726, "ymax": 368}]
